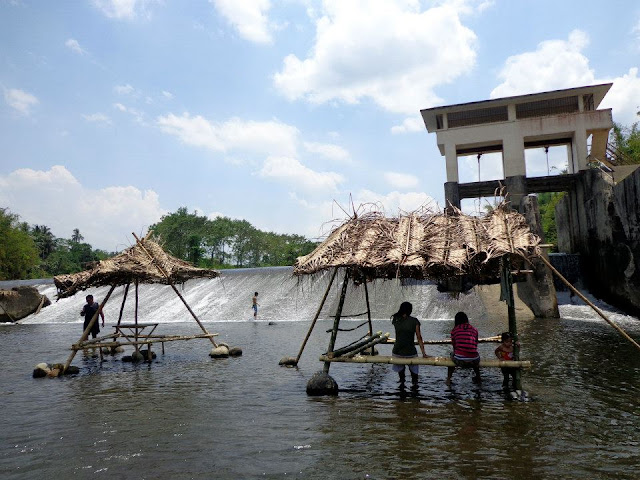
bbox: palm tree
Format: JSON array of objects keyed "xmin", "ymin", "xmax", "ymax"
[{"xmin": 71, "ymin": 228, "xmax": 84, "ymax": 244}]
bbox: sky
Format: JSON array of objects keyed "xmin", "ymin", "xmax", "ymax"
[{"xmin": 1, "ymin": 0, "xmax": 639, "ymax": 252}]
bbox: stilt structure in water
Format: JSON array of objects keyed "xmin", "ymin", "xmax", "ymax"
[
  {"xmin": 288, "ymin": 201, "xmax": 542, "ymax": 395},
  {"xmin": 52, "ymin": 233, "xmax": 225, "ymax": 375}
]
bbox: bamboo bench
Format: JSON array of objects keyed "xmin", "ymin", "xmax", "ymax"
[{"xmin": 319, "ymin": 354, "xmax": 531, "ymax": 369}]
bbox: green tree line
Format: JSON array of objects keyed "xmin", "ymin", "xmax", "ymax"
[
  {"xmin": 0, "ymin": 208, "xmax": 112, "ymax": 280},
  {"xmin": 149, "ymin": 207, "xmax": 318, "ymax": 268}
]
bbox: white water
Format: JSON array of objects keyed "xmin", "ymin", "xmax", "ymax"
[{"xmin": 12, "ymin": 266, "xmax": 640, "ymax": 329}]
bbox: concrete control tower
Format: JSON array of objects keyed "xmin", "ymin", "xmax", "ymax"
[{"xmin": 421, "ymin": 84, "xmax": 613, "ymax": 209}]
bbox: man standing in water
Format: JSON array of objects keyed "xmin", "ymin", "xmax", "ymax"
[
  {"xmin": 252, "ymin": 292, "xmax": 259, "ymax": 320},
  {"xmin": 80, "ymin": 294, "xmax": 104, "ymax": 338}
]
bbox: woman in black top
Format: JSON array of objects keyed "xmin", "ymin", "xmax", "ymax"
[{"xmin": 391, "ymin": 301, "xmax": 430, "ymax": 386}]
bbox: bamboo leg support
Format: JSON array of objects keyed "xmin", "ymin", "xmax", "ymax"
[
  {"xmin": 363, "ymin": 281, "xmax": 374, "ymax": 355},
  {"xmin": 294, "ymin": 267, "xmax": 338, "ymax": 364},
  {"xmin": 117, "ymin": 282, "xmax": 130, "ymax": 326},
  {"xmin": 324, "ymin": 269, "xmax": 349, "ymax": 373},
  {"xmin": 132, "ymin": 233, "xmax": 217, "ymax": 348},
  {"xmin": 64, "ymin": 284, "xmax": 116, "ymax": 372},
  {"xmin": 538, "ymin": 254, "xmax": 640, "ymax": 352}
]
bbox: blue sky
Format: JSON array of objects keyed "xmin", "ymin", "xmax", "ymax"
[{"xmin": 1, "ymin": 0, "xmax": 639, "ymax": 251}]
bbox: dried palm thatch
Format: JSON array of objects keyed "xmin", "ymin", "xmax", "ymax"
[
  {"xmin": 294, "ymin": 202, "xmax": 540, "ymax": 284},
  {"xmin": 54, "ymin": 236, "xmax": 219, "ymax": 299}
]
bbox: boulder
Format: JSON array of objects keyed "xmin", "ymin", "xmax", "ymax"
[
  {"xmin": 279, "ymin": 356, "xmax": 297, "ymax": 367},
  {"xmin": 209, "ymin": 345, "xmax": 229, "ymax": 358},
  {"xmin": 0, "ymin": 286, "xmax": 51, "ymax": 323},
  {"xmin": 228, "ymin": 346, "xmax": 243, "ymax": 357},
  {"xmin": 33, "ymin": 362, "xmax": 50, "ymax": 378},
  {"xmin": 306, "ymin": 371, "xmax": 338, "ymax": 396},
  {"xmin": 131, "ymin": 351, "xmax": 145, "ymax": 362},
  {"xmin": 64, "ymin": 366, "xmax": 80, "ymax": 375},
  {"xmin": 138, "ymin": 349, "xmax": 157, "ymax": 360}
]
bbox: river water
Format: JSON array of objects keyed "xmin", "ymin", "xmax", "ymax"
[{"xmin": 1, "ymin": 268, "xmax": 639, "ymax": 479}]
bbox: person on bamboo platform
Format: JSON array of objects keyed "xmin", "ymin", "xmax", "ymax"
[
  {"xmin": 80, "ymin": 294, "xmax": 104, "ymax": 339},
  {"xmin": 446, "ymin": 311, "xmax": 480, "ymax": 386},
  {"xmin": 495, "ymin": 332, "xmax": 519, "ymax": 390},
  {"xmin": 390, "ymin": 301, "xmax": 430, "ymax": 386}
]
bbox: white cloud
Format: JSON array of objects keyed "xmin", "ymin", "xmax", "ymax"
[
  {"xmin": 65, "ymin": 38, "xmax": 87, "ymax": 55},
  {"xmin": 353, "ymin": 189, "xmax": 437, "ymax": 215},
  {"xmin": 391, "ymin": 116, "xmax": 424, "ymax": 134},
  {"xmin": 491, "ymin": 30, "xmax": 594, "ymax": 99},
  {"xmin": 303, "ymin": 141, "xmax": 350, "ymax": 162},
  {"xmin": 383, "ymin": 171, "xmax": 419, "ymax": 189},
  {"xmin": 600, "ymin": 68, "xmax": 640, "ymax": 126},
  {"xmin": 112, "ymin": 102, "xmax": 146, "ymax": 124},
  {"xmin": 4, "ymin": 88, "xmax": 39, "ymax": 115},
  {"xmin": 157, "ymin": 113, "xmax": 300, "ymax": 157},
  {"xmin": 162, "ymin": 90, "xmax": 174, "ymax": 99},
  {"xmin": 92, "ymin": 0, "xmax": 152, "ymax": 19},
  {"xmin": 82, "ymin": 112, "xmax": 112, "ymax": 125},
  {"xmin": 273, "ymin": 0, "xmax": 477, "ymax": 114},
  {"xmin": 0, "ymin": 166, "xmax": 165, "ymax": 251},
  {"xmin": 490, "ymin": 30, "xmax": 640, "ymax": 125},
  {"xmin": 260, "ymin": 155, "xmax": 344, "ymax": 192},
  {"xmin": 114, "ymin": 84, "xmax": 135, "ymax": 95},
  {"xmin": 211, "ymin": 0, "xmax": 273, "ymax": 44}
]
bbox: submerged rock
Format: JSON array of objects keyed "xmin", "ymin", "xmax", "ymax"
[
  {"xmin": 131, "ymin": 351, "xmax": 145, "ymax": 362},
  {"xmin": 138, "ymin": 349, "xmax": 157, "ymax": 360},
  {"xmin": 228, "ymin": 346, "xmax": 243, "ymax": 357},
  {"xmin": 64, "ymin": 366, "xmax": 80, "ymax": 375},
  {"xmin": 279, "ymin": 356, "xmax": 297, "ymax": 367},
  {"xmin": 306, "ymin": 371, "xmax": 338, "ymax": 396},
  {"xmin": 33, "ymin": 362, "xmax": 50, "ymax": 378}
]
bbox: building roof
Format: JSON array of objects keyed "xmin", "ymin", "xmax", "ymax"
[{"xmin": 421, "ymin": 83, "xmax": 612, "ymax": 132}]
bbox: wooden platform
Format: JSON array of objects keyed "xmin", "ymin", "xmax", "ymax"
[{"xmin": 319, "ymin": 354, "xmax": 531, "ymax": 369}]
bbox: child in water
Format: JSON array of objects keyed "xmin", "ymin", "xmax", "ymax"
[{"xmin": 495, "ymin": 332, "xmax": 518, "ymax": 390}]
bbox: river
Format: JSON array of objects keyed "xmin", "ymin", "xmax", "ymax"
[{"xmin": 1, "ymin": 267, "xmax": 638, "ymax": 479}]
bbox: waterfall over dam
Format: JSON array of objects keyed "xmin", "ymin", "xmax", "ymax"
[{"xmin": 18, "ymin": 266, "xmax": 490, "ymax": 325}]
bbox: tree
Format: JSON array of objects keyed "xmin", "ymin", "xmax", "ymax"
[
  {"xmin": 611, "ymin": 120, "xmax": 640, "ymax": 164},
  {"xmin": 71, "ymin": 228, "xmax": 84, "ymax": 243},
  {"xmin": 31, "ymin": 224, "xmax": 55, "ymax": 259},
  {"xmin": 0, "ymin": 208, "xmax": 40, "ymax": 280}
]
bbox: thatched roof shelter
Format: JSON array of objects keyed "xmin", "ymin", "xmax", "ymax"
[
  {"xmin": 54, "ymin": 236, "xmax": 219, "ymax": 299},
  {"xmin": 293, "ymin": 204, "xmax": 540, "ymax": 284}
]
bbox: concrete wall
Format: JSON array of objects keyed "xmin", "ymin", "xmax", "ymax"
[{"xmin": 556, "ymin": 168, "xmax": 640, "ymax": 315}]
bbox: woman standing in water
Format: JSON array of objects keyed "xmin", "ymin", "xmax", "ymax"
[{"xmin": 391, "ymin": 301, "xmax": 430, "ymax": 386}]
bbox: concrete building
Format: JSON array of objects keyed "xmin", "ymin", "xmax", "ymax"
[{"xmin": 421, "ymin": 84, "xmax": 613, "ymax": 209}]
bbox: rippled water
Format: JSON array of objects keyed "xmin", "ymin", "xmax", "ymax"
[{"xmin": 1, "ymin": 273, "xmax": 640, "ymax": 479}]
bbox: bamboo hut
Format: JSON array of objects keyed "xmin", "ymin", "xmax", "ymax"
[
  {"xmin": 289, "ymin": 201, "xmax": 640, "ymax": 395},
  {"xmin": 55, "ymin": 233, "xmax": 226, "ymax": 374},
  {"xmin": 287, "ymin": 203, "xmax": 540, "ymax": 394}
]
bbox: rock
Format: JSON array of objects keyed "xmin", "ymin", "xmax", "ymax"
[
  {"xmin": 122, "ymin": 355, "xmax": 133, "ymax": 362},
  {"xmin": 209, "ymin": 345, "xmax": 229, "ymax": 358},
  {"xmin": 306, "ymin": 371, "xmax": 338, "ymax": 396},
  {"xmin": 111, "ymin": 346, "xmax": 125, "ymax": 354},
  {"xmin": 217, "ymin": 342, "xmax": 229, "ymax": 349},
  {"xmin": 279, "ymin": 356, "xmax": 297, "ymax": 367},
  {"xmin": 33, "ymin": 362, "xmax": 50, "ymax": 378},
  {"xmin": 138, "ymin": 349, "xmax": 157, "ymax": 360},
  {"xmin": 102, "ymin": 348, "xmax": 111, "ymax": 354},
  {"xmin": 0, "ymin": 286, "xmax": 51, "ymax": 323},
  {"xmin": 228, "ymin": 346, "xmax": 242, "ymax": 357},
  {"xmin": 268, "ymin": 322, "xmax": 276, "ymax": 325},
  {"xmin": 64, "ymin": 366, "xmax": 80, "ymax": 375},
  {"xmin": 48, "ymin": 368, "xmax": 61, "ymax": 378},
  {"xmin": 131, "ymin": 351, "xmax": 145, "ymax": 362}
]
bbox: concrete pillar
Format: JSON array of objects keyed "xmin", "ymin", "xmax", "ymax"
[
  {"xmin": 444, "ymin": 142, "xmax": 459, "ymax": 182},
  {"xmin": 503, "ymin": 175, "xmax": 527, "ymax": 211},
  {"xmin": 503, "ymin": 135, "xmax": 526, "ymax": 177},
  {"xmin": 444, "ymin": 182, "xmax": 461, "ymax": 210},
  {"xmin": 574, "ymin": 124, "xmax": 589, "ymax": 171},
  {"xmin": 517, "ymin": 195, "xmax": 559, "ymax": 318}
]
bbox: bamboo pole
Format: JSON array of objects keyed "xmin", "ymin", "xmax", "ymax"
[
  {"xmin": 502, "ymin": 257, "xmax": 522, "ymax": 390},
  {"xmin": 132, "ymin": 233, "xmax": 217, "ymax": 347},
  {"xmin": 64, "ymin": 284, "xmax": 116, "ymax": 371},
  {"xmin": 383, "ymin": 335, "xmax": 502, "ymax": 345},
  {"xmin": 538, "ymin": 254, "xmax": 640, "ymax": 352},
  {"xmin": 68, "ymin": 333, "xmax": 218, "ymax": 349},
  {"xmin": 117, "ymin": 282, "xmax": 130, "ymax": 326},
  {"xmin": 324, "ymin": 268, "xmax": 350, "ymax": 373},
  {"xmin": 328, "ymin": 331, "xmax": 382, "ymax": 358},
  {"xmin": 294, "ymin": 267, "xmax": 338, "ymax": 364},
  {"xmin": 319, "ymin": 354, "xmax": 532, "ymax": 369},
  {"xmin": 343, "ymin": 333, "xmax": 390, "ymax": 358},
  {"xmin": 134, "ymin": 279, "xmax": 139, "ymax": 352},
  {"xmin": 363, "ymin": 280, "xmax": 374, "ymax": 355}
]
